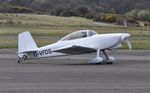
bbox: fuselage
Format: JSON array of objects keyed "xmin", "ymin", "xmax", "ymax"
[
  {"xmin": 31, "ymin": 33, "xmax": 130, "ymax": 58},
  {"xmin": 17, "ymin": 30, "xmax": 131, "ymax": 64}
]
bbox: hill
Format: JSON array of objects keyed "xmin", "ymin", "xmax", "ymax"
[{"xmin": 0, "ymin": 0, "xmax": 150, "ymax": 14}]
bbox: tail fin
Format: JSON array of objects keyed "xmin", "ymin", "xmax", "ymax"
[{"xmin": 18, "ymin": 31, "xmax": 38, "ymax": 53}]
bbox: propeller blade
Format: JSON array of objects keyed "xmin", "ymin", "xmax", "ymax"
[
  {"xmin": 126, "ymin": 39, "xmax": 132, "ymax": 51},
  {"xmin": 121, "ymin": 35, "xmax": 125, "ymax": 42},
  {"xmin": 124, "ymin": 19, "xmax": 127, "ymax": 33}
]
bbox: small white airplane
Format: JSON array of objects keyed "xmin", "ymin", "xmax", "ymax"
[{"xmin": 17, "ymin": 30, "xmax": 131, "ymax": 64}]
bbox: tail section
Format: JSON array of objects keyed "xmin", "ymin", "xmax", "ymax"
[
  {"xmin": 18, "ymin": 31, "xmax": 38, "ymax": 53},
  {"xmin": 17, "ymin": 31, "xmax": 38, "ymax": 63}
]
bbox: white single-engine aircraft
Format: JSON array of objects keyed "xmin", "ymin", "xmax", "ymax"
[{"xmin": 18, "ymin": 30, "xmax": 131, "ymax": 64}]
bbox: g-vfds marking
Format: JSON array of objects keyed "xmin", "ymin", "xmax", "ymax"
[{"xmin": 34, "ymin": 49, "xmax": 52, "ymax": 57}]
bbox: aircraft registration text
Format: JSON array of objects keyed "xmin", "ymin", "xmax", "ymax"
[{"xmin": 33, "ymin": 49, "xmax": 52, "ymax": 57}]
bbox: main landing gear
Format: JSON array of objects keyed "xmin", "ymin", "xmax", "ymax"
[{"xmin": 88, "ymin": 49, "xmax": 115, "ymax": 64}]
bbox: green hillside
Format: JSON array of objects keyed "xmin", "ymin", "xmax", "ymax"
[{"xmin": 0, "ymin": 0, "xmax": 150, "ymax": 14}]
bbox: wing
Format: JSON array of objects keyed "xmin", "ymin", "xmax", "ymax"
[{"xmin": 52, "ymin": 45, "xmax": 96, "ymax": 55}]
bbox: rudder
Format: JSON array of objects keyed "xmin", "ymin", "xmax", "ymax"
[{"xmin": 18, "ymin": 31, "xmax": 38, "ymax": 53}]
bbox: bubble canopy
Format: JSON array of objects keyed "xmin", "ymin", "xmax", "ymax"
[{"xmin": 60, "ymin": 30, "xmax": 97, "ymax": 41}]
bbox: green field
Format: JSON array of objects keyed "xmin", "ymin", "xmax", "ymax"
[{"xmin": 0, "ymin": 13, "xmax": 150, "ymax": 49}]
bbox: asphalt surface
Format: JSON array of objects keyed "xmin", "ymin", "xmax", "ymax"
[{"xmin": 0, "ymin": 49, "xmax": 150, "ymax": 93}]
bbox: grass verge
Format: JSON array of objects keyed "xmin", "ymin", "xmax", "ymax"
[
  {"xmin": 0, "ymin": 13, "xmax": 150, "ymax": 37},
  {"xmin": 0, "ymin": 38, "xmax": 149, "ymax": 50}
]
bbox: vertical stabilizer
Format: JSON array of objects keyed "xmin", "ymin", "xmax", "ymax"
[{"xmin": 18, "ymin": 31, "xmax": 38, "ymax": 53}]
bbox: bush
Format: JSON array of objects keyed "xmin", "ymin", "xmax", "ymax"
[
  {"xmin": 94, "ymin": 14, "xmax": 120, "ymax": 23},
  {"xmin": 126, "ymin": 10, "xmax": 138, "ymax": 19},
  {"xmin": 93, "ymin": 13, "xmax": 105, "ymax": 22},
  {"xmin": 75, "ymin": 6, "xmax": 89, "ymax": 17},
  {"xmin": 144, "ymin": 22, "xmax": 150, "ymax": 27},
  {"xmin": 0, "ymin": 6, "xmax": 9, "ymax": 13},
  {"xmin": 125, "ymin": 16, "xmax": 138, "ymax": 24},
  {"xmin": 51, "ymin": 8, "xmax": 65, "ymax": 16},
  {"xmin": 60, "ymin": 9, "xmax": 75, "ymax": 17},
  {"xmin": 126, "ymin": 9, "xmax": 150, "ymax": 22},
  {"xmin": 93, "ymin": 13, "xmax": 138, "ymax": 26},
  {"xmin": 8, "ymin": 6, "xmax": 33, "ymax": 13},
  {"xmin": 84, "ymin": 12, "xmax": 96, "ymax": 19},
  {"xmin": 116, "ymin": 17, "xmax": 124, "ymax": 25},
  {"xmin": 104, "ymin": 14, "xmax": 118, "ymax": 23},
  {"xmin": 94, "ymin": 6, "xmax": 105, "ymax": 13},
  {"xmin": 137, "ymin": 10, "xmax": 150, "ymax": 21}
]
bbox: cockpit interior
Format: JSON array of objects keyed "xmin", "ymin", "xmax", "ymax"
[{"xmin": 60, "ymin": 30, "xmax": 97, "ymax": 41}]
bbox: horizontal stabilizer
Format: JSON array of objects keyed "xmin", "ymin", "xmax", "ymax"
[{"xmin": 18, "ymin": 49, "xmax": 38, "ymax": 53}]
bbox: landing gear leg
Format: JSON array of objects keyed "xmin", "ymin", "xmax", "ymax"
[
  {"xmin": 102, "ymin": 50, "xmax": 115, "ymax": 64},
  {"xmin": 89, "ymin": 49, "xmax": 103, "ymax": 64}
]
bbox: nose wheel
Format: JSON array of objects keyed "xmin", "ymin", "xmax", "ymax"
[{"xmin": 102, "ymin": 50, "xmax": 115, "ymax": 64}]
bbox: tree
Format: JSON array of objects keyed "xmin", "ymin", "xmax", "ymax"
[
  {"xmin": 94, "ymin": 6, "xmax": 105, "ymax": 13},
  {"xmin": 75, "ymin": 6, "xmax": 89, "ymax": 17},
  {"xmin": 126, "ymin": 10, "xmax": 138, "ymax": 19},
  {"xmin": 85, "ymin": 12, "xmax": 96, "ymax": 19},
  {"xmin": 0, "ymin": 5, "xmax": 9, "ymax": 12},
  {"xmin": 60, "ymin": 9, "xmax": 75, "ymax": 17},
  {"xmin": 51, "ymin": 8, "xmax": 65, "ymax": 16},
  {"xmin": 0, "ymin": 0, "xmax": 150, "ymax": 15},
  {"xmin": 93, "ymin": 13, "xmax": 105, "ymax": 22}
]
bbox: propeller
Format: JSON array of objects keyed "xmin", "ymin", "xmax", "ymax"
[
  {"xmin": 121, "ymin": 35, "xmax": 132, "ymax": 51},
  {"xmin": 123, "ymin": 19, "xmax": 127, "ymax": 33},
  {"xmin": 126, "ymin": 39, "xmax": 132, "ymax": 51},
  {"xmin": 123, "ymin": 17, "xmax": 132, "ymax": 51},
  {"xmin": 121, "ymin": 35, "xmax": 125, "ymax": 42}
]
